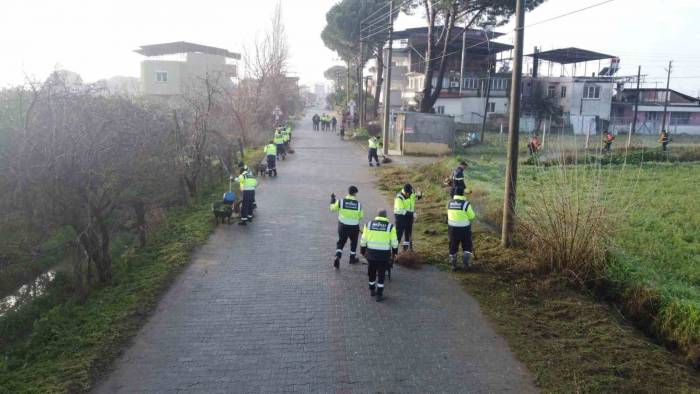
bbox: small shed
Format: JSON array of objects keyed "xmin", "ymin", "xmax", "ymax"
[{"xmin": 393, "ymin": 111, "xmax": 455, "ymax": 155}]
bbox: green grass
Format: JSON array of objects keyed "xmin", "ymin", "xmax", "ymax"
[
  {"xmin": 0, "ymin": 189, "xmax": 220, "ymax": 393},
  {"xmin": 379, "ymin": 162, "xmax": 700, "ymax": 392}
]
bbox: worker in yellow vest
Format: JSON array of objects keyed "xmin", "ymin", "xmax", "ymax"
[
  {"xmin": 273, "ymin": 129, "xmax": 286, "ymax": 160},
  {"xmin": 233, "ymin": 164, "xmax": 258, "ymax": 225},
  {"xmin": 263, "ymin": 140, "xmax": 277, "ymax": 177},
  {"xmin": 368, "ymin": 136, "xmax": 380, "ymax": 167},
  {"xmin": 329, "ymin": 186, "xmax": 364, "ymax": 268},
  {"xmin": 393, "ymin": 183, "xmax": 422, "ymax": 251},
  {"xmin": 360, "ymin": 209, "xmax": 399, "ymax": 302},
  {"xmin": 447, "ymin": 187, "xmax": 476, "ymax": 271}
]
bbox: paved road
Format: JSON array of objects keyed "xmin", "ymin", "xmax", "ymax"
[{"xmin": 96, "ymin": 114, "xmax": 535, "ymax": 393}]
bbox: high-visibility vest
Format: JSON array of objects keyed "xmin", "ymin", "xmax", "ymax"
[
  {"xmin": 274, "ymin": 132, "xmax": 285, "ymax": 144},
  {"xmin": 330, "ymin": 195, "xmax": 364, "ymax": 225},
  {"xmin": 361, "ymin": 217, "xmax": 399, "ymax": 251},
  {"xmin": 368, "ymin": 137, "xmax": 379, "ymax": 149},
  {"xmin": 394, "ymin": 192, "xmax": 416, "ymax": 215},
  {"xmin": 447, "ymin": 196, "xmax": 475, "ymax": 227},
  {"xmin": 236, "ymin": 173, "xmax": 257, "ymax": 191},
  {"xmin": 282, "ymin": 129, "xmax": 290, "ymax": 142},
  {"xmin": 264, "ymin": 144, "xmax": 277, "ymax": 156}
]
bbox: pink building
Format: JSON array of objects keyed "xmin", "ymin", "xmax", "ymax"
[{"xmin": 611, "ymin": 88, "xmax": 700, "ymax": 135}]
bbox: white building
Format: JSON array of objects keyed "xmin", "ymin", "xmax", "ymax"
[{"xmin": 135, "ymin": 42, "xmax": 240, "ymax": 97}]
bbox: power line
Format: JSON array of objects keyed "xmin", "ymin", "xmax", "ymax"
[
  {"xmin": 361, "ymin": 0, "xmax": 407, "ymax": 35},
  {"xmin": 523, "ymin": 0, "xmax": 618, "ymax": 29},
  {"xmin": 360, "ymin": 0, "xmax": 392, "ymax": 24}
]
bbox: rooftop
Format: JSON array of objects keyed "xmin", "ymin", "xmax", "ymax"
[
  {"xmin": 394, "ymin": 27, "xmax": 512, "ymax": 55},
  {"xmin": 526, "ymin": 47, "xmax": 616, "ymax": 64},
  {"xmin": 135, "ymin": 41, "xmax": 241, "ymax": 59}
]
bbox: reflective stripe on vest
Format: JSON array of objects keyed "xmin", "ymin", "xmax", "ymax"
[
  {"xmin": 364, "ymin": 220, "xmax": 393, "ymax": 250},
  {"xmin": 393, "ymin": 193, "xmax": 415, "ymax": 215},
  {"xmin": 338, "ymin": 197, "xmax": 362, "ymax": 225},
  {"xmin": 447, "ymin": 198, "xmax": 471, "ymax": 227},
  {"xmin": 240, "ymin": 174, "xmax": 257, "ymax": 191}
]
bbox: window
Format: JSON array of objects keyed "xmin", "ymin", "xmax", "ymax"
[
  {"xmin": 646, "ymin": 112, "xmax": 659, "ymax": 122},
  {"xmin": 490, "ymin": 79, "xmax": 507, "ymax": 90},
  {"xmin": 583, "ymin": 85, "xmax": 600, "ymax": 99},
  {"xmin": 547, "ymin": 85, "xmax": 556, "ymax": 98},
  {"xmin": 670, "ymin": 112, "xmax": 691, "ymax": 125},
  {"xmin": 436, "ymin": 106, "xmax": 445, "ymax": 114},
  {"xmin": 561, "ymin": 86, "xmax": 567, "ymax": 98},
  {"xmin": 155, "ymin": 71, "xmax": 168, "ymax": 83},
  {"xmin": 463, "ymin": 78, "xmax": 479, "ymax": 90},
  {"xmin": 487, "ymin": 102, "xmax": 496, "ymax": 113}
]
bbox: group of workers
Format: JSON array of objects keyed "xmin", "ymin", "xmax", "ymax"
[
  {"xmin": 312, "ymin": 114, "xmax": 337, "ymax": 132},
  {"xmin": 232, "ymin": 124, "xmax": 292, "ymax": 226},
  {"xmin": 527, "ymin": 129, "xmax": 671, "ymax": 156},
  {"xmin": 329, "ymin": 162, "xmax": 476, "ymax": 302},
  {"xmin": 264, "ymin": 124, "xmax": 293, "ymax": 177}
]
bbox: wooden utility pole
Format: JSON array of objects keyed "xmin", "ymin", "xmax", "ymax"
[
  {"xmin": 381, "ymin": 0, "xmax": 394, "ymax": 156},
  {"xmin": 459, "ymin": 23, "xmax": 467, "ymax": 97},
  {"xmin": 501, "ymin": 0, "xmax": 525, "ymax": 248},
  {"xmin": 359, "ymin": 33, "xmax": 365, "ymax": 128},
  {"xmin": 480, "ymin": 64, "xmax": 493, "ymax": 143},
  {"xmin": 661, "ymin": 60, "xmax": 672, "ymax": 132},
  {"xmin": 346, "ymin": 59, "xmax": 351, "ymax": 110},
  {"xmin": 631, "ymin": 65, "xmax": 641, "ymax": 134}
]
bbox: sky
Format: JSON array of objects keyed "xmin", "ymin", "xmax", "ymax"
[{"xmin": 1, "ymin": 0, "xmax": 699, "ymax": 96}]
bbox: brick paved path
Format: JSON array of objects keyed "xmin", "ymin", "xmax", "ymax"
[{"xmin": 96, "ymin": 114, "xmax": 535, "ymax": 393}]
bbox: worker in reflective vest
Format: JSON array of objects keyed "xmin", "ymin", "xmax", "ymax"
[
  {"xmin": 263, "ymin": 141, "xmax": 277, "ymax": 176},
  {"xmin": 447, "ymin": 186, "xmax": 476, "ymax": 271},
  {"xmin": 393, "ymin": 183, "xmax": 422, "ymax": 251},
  {"xmin": 329, "ymin": 185, "xmax": 364, "ymax": 268},
  {"xmin": 273, "ymin": 129, "xmax": 286, "ymax": 160},
  {"xmin": 368, "ymin": 136, "xmax": 380, "ymax": 167},
  {"xmin": 360, "ymin": 209, "xmax": 399, "ymax": 302},
  {"xmin": 450, "ymin": 161, "xmax": 467, "ymax": 197},
  {"xmin": 233, "ymin": 164, "xmax": 258, "ymax": 226}
]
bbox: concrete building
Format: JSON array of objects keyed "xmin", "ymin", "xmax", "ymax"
[
  {"xmin": 611, "ymin": 88, "xmax": 700, "ymax": 135},
  {"xmin": 135, "ymin": 42, "xmax": 240, "ymax": 97},
  {"xmin": 522, "ymin": 47, "xmax": 620, "ymax": 135}
]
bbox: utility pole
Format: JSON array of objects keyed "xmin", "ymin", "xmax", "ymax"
[
  {"xmin": 359, "ymin": 33, "xmax": 365, "ymax": 128},
  {"xmin": 661, "ymin": 60, "xmax": 672, "ymax": 132},
  {"xmin": 364, "ymin": 76, "xmax": 370, "ymax": 125},
  {"xmin": 347, "ymin": 59, "xmax": 351, "ymax": 110},
  {"xmin": 631, "ymin": 65, "xmax": 641, "ymax": 135},
  {"xmin": 501, "ymin": 0, "xmax": 525, "ymax": 248},
  {"xmin": 480, "ymin": 64, "xmax": 494, "ymax": 143},
  {"xmin": 381, "ymin": 0, "xmax": 394, "ymax": 156},
  {"xmin": 458, "ymin": 23, "xmax": 467, "ymax": 97}
]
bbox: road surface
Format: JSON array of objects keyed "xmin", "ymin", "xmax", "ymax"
[{"xmin": 96, "ymin": 114, "xmax": 535, "ymax": 393}]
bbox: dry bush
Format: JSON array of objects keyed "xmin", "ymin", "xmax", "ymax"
[{"xmin": 517, "ymin": 162, "xmax": 616, "ymax": 284}]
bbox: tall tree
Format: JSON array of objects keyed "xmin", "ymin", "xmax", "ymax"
[
  {"xmin": 405, "ymin": 0, "xmax": 544, "ymax": 113},
  {"xmin": 321, "ymin": 0, "xmax": 399, "ymax": 119}
]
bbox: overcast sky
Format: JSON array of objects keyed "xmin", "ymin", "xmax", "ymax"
[{"xmin": 1, "ymin": 0, "xmax": 699, "ymax": 95}]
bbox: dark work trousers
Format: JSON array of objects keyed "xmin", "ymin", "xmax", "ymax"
[
  {"xmin": 368, "ymin": 148, "xmax": 379, "ymax": 165},
  {"xmin": 367, "ymin": 259, "xmax": 389, "ymax": 294},
  {"xmin": 395, "ymin": 214, "xmax": 414, "ymax": 250},
  {"xmin": 266, "ymin": 155, "xmax": 276, "ymax": 170},
  {"xmin": 276, "ymin": 144, "xmax": 286, "ymax": 159},
  {"xmin": 335, "ymin": 223, "xmax": 360, "ymax": 257},
  {"xmin": 662, "ymin": 141, "xmax": 668, "ymax": 151},
  {"xmin": 241, "ymin": 190, "xmax": 255, "ymax": 221},
  {"xmin": 448, "ymin": 225, "xmax": 473, "ymax": 255}
]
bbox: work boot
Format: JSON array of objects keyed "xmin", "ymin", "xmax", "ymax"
[
  {"xmin": 463, "ymin": 251, "xmax": 472, "ymax": 270},
  {"xmin": 376, "ymin": 162, "xmax": 381, "ymax": 167},
  {"xmin": 333, "ymin": 256, "xmax": 340, "ymax": 269},
  {"xmin": 349, "ymin": 255, "xmax": 358, "ymax": 264},
  {"xmin": 369, "ymin": 162, "xmax": 374, "ymax": 167},
  {"xmin": 238, "ymin": 220, "xmax": 247, "ymax": 226},
  {"xmin": 369, "ymin": 285, "xmax": 376, "ymax": 297},
  {"xmin": 375, "ymin": 290, "xmax": 384, "ymax": 302},
  {"xmin": 402, "ymin": 244, "xmax": 409, "ymax": 252},
  {"xmin": 450, "ymin": 255, "xmax": 457, "ymax": 271}
]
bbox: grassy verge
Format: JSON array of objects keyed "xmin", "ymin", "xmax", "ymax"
[
  {"xmin": 376, "ymin": 162, "xmax": 700, "ymax": 392},
  {"xmin": 0, "ymin": 189, "xmax": 220, "ymax": 393}
]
